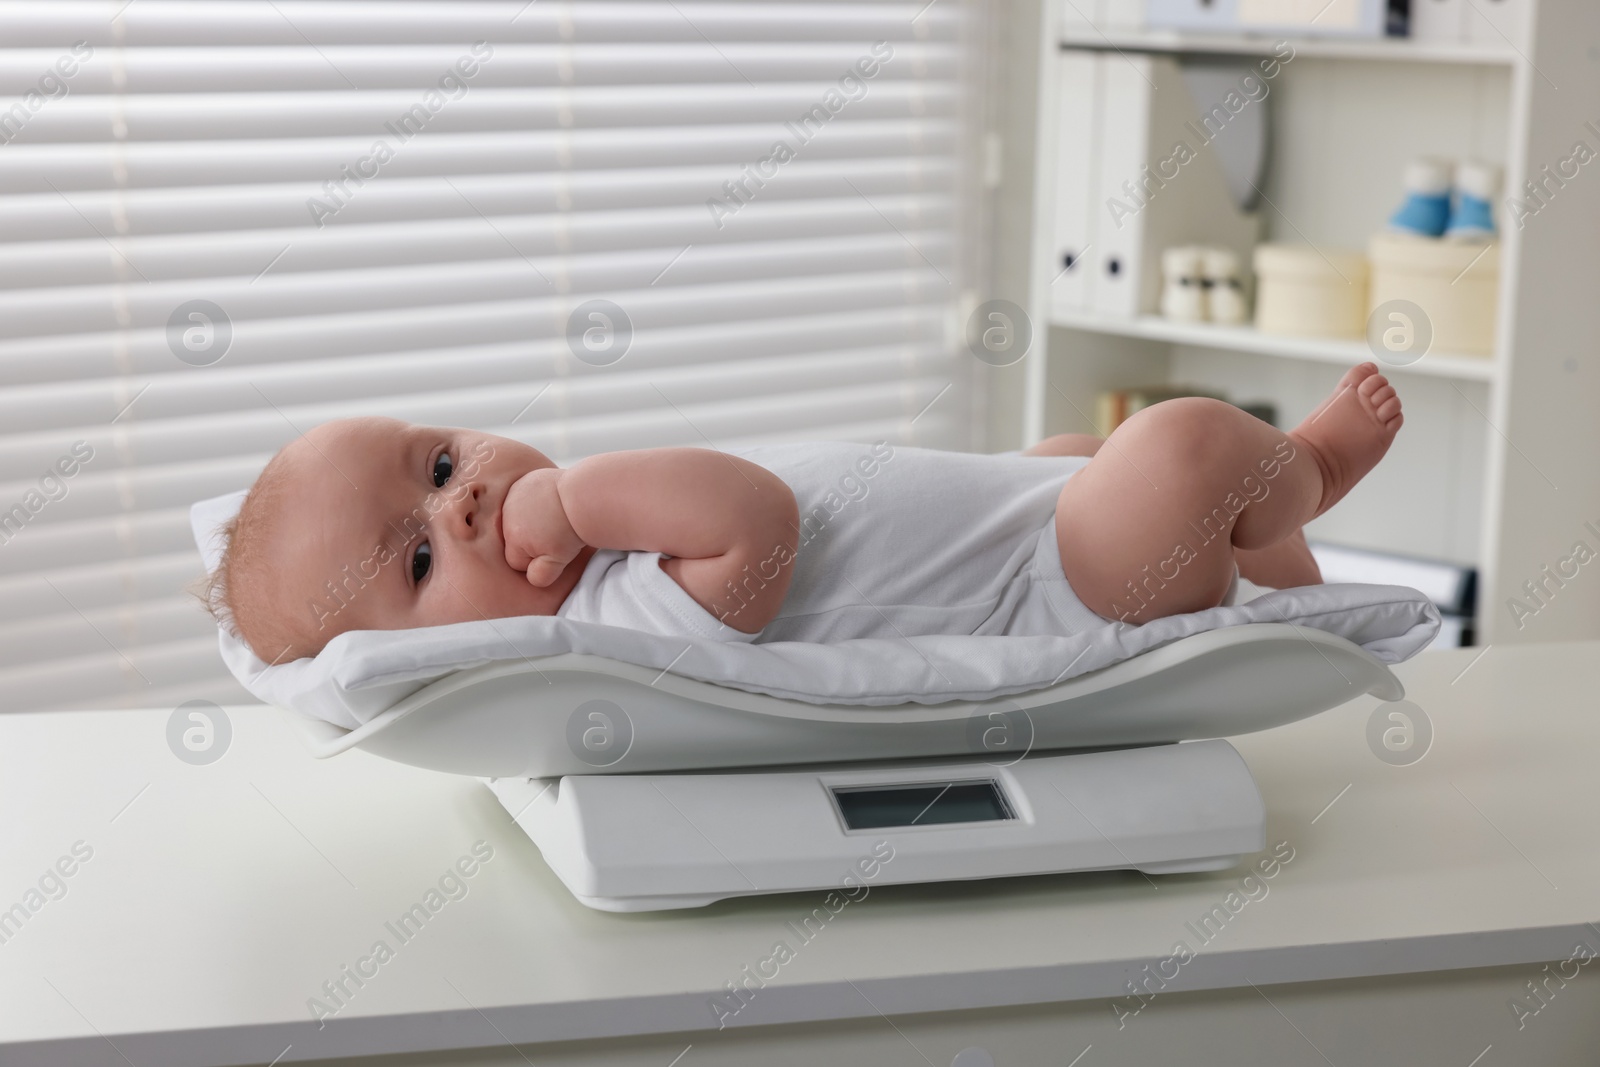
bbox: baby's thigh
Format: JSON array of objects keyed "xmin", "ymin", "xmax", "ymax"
[
  {"xmin": 1022, "ymin": 432, "xmax": 1104, "ymax": 458},
  {"xmin": 1053, "ymin": 456, "xmax": 1236, "ymax": 625}
]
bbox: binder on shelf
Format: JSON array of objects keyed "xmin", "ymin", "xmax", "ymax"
[
  {"xmin": 1092, "ymin": 53, "xmax": 1151, "ymax": 319},
  {"xmin": 1097, "ymin": 0, "xmax": 1145, "ymax": 29},
  {"xmin": 1061, "ymin": 0, "xmax": 1144, "ymax": 34},
  {"xmin": 1089, "ymin": 54, "xmax": 1262, "ymax": 320},
  {"xmin": 1059, "ymin": 0, "xmax": 1097, "ymax": 37},
  {"xmin": 1049, "ymin": 52, "xmax": 1100, "ymax": 316},
  {"xmin": 1465, "ymin": 0, "xmax": 1529, "ymax": 48},
  {"xmin": 1307, "ymin": 541, "xmax": 1477, "ymax": 617},
  {"xmin": 1409, "ymin": 0, "xmax": 1467, "ymax": 43}
]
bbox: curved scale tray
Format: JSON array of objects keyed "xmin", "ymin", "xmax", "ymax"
[{"xmin": 279, "ymin": 622, "xmax": 1403, "ymax": 778}]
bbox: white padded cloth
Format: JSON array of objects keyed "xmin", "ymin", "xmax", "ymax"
[{"xmin": 192, "ymin": 489, "xmax": 1441, "ymax": 731}]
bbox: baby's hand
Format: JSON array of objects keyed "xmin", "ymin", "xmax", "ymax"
[{"xmin": 502, "ymin": 469, "xmax": 586, "ymax": 587}]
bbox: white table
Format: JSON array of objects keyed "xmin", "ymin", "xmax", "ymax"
[{"xmin": 3, "ymin": 640, "xmax": 1598, "ymax": 1067}]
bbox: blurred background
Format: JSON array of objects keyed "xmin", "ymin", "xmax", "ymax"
[
  {"xmin": 1, "ymin": 0, "xmax": 1595, "ymax": 713},
  {"xmin": 0, "ymin": 1, "xmax": 989, "ymax": 711}
]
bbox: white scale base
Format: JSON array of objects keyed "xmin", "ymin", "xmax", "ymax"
[{"xmin": 486, "ymin": 738, "xmax": 1265, "ymax": 912}]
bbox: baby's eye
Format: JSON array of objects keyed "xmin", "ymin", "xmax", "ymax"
[
  {"xmin": 412, "ymin": 541, "xmax": 432, "ymax": 585},
  {"xmin": 431, "ymin": 451, "xmax": 453, "ymax": 488}
]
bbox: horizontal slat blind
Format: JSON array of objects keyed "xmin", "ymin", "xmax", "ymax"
[{"xmin": 0, "ymin": 0, "xmax": 979, "ymax": 713}]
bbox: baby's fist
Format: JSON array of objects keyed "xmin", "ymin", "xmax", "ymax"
[{"xmin": 502, "ymin": 468, "xmax": 585, "ymax": 587}]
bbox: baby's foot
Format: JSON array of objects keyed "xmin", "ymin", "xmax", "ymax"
[{"xmin": 1288, "ymin": 363, "xmax": 1403, "ymax": 519}]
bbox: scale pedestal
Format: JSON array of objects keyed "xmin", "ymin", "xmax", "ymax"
[{"xmin": 487, "ymin": 739, "xmax": 1265, "ymax": 912}]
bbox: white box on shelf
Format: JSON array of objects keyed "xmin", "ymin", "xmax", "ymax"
[
  {"xmin": 1368, "ymin": 233, "xmax": 1500, "ymax": 357},
  {"xmin": 1253, "ymin": 243, "xmax": 1370, "ymax": 338},
  {"xmin": 1145, "ymin": 0, "xmax": 1391, "ymax": 36},
  {"xmin": 1143, "ymin": 0, "xmax": 1238, "ymax": 34},
  {"xmin": 1050, "ymin": 52, "xmax": 1101, "ymax": 316}
]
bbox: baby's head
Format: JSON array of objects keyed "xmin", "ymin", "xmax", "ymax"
[{"xmin": 195, "ymin": 416, "xmax": 562, "ymax": 664}]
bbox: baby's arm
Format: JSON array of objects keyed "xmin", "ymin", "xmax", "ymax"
[{"xmin": 503, "ymin": 449, "xmax": 799, "ymax": 633}]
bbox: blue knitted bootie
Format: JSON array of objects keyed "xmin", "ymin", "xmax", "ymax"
[
  {"xmin": 1388, "ymin": 158, "xmax": 1453, "ymax": 238},
  {"xmin": 1445, "ymin": 160, "xmax": 1499, "ymax": 241}
]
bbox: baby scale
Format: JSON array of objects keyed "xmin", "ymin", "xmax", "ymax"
[{"xmin": 287, "ymin": 624, "xmax": 1402, "ymax": 911}]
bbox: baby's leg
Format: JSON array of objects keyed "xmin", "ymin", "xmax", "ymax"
[
  {"xmin": 1234, "ymin": 530, "xmax": 1321, "ymax": 589},
  {"xmin": 1022, "ymin": 433, "xmax": 1104, "ymax": 458},
  {"xmin": 1031, "ymin": 428, "xmax": 1320, "ymax": 588},
  {"xmin": 1056, "ymin": 364, "xmax": 1402, "ymax": 623}
]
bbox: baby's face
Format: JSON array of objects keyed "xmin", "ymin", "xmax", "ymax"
[{"xmin": 259, "ymin": 416, "xmax": 581, "ymax": 661}]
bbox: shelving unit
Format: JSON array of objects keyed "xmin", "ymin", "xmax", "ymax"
[
  {"xmin": 1051, "ymin": 311, "xmax": 1497, "ymax": 381},
  {"xmin": 1023, "ymin": 0, "xmax": 1600, "ymax": 645},
  {"xmin": 1057, "ymin": 29, "xmax": 1520, "ymax": 65}
]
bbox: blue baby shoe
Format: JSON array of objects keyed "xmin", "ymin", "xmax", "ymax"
[
  {"xmin": 1388, "ymin": 158, "xmax": 1453, "ymax": 238},
  {"xmin": 1445, "ymin": 160, "xmax": 1499, "ymax": 241}
]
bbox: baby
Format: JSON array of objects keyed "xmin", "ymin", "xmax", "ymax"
[{"xmin": 198, "ymin": 364, "xmax": 1402, "ymax": 666}]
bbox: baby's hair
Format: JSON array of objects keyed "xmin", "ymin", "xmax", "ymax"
[
  {"xmin": 188, "ymin": 515, "xmax": 237, "ymax": 632},
  {"xmin": 187, "ymin": 451, "xmax": 305, "ymax": 665}
]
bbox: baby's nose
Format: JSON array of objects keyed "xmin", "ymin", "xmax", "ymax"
[{"xmin": 439, "ymin": 481, "xmax": 485, "ymax": 531}]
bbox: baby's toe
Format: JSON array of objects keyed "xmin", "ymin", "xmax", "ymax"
[{"xmin": 1357, "ymin": 370, "xmax": 1391, "ymax": 397}]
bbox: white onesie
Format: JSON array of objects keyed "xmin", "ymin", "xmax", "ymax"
[{"xmin": 556, "ymin": 440, "xmax": 1130, "ymax": 644}]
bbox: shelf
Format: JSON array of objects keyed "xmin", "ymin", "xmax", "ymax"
[
  {"xmin": 1049, "ymin": 311, "xmax": 1497, "ymax": 381},
  {"xmin": 1058, "ymin": 29, "xmax": 1520, "ymax": 66}
]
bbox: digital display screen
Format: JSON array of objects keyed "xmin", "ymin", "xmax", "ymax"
[{"xmin": 831, "ymin": 779, "xmax": 1013, "ymax": 830}]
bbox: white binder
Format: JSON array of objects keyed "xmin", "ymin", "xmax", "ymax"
[
  {"xmin": 1465, "ymin": 0, "xmax": 1529, "ymax": 48},
  {"xmin": 1088, "ymin": 55, "xmax": 1263, "ymax": 320},
  {"xmin": 1050, "ymin": 52, "xmax": 1100, "ymax": 316},
  {"xmin": 1092, "ymin": 53, "xmax": 1154, "ymax": 319},
  {"xmin": 1059, "ymin": 0, "xmax": 1097, "ymax": 37},
  {"xmin": 1062, "ymin": 0, "xmax": 1146, "ymax": 33},
  {"xmin": 1098, "ymin": 0, "xmax": 1146, "ymax": 29},
  {"xmin": 1409, "ymin": 0, "xmax": 1467, "ymax": 42}
]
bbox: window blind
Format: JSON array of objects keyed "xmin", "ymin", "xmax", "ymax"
[{"xmin": 0, "ymin": 0, "xmax": 981, "ymax": 713}]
